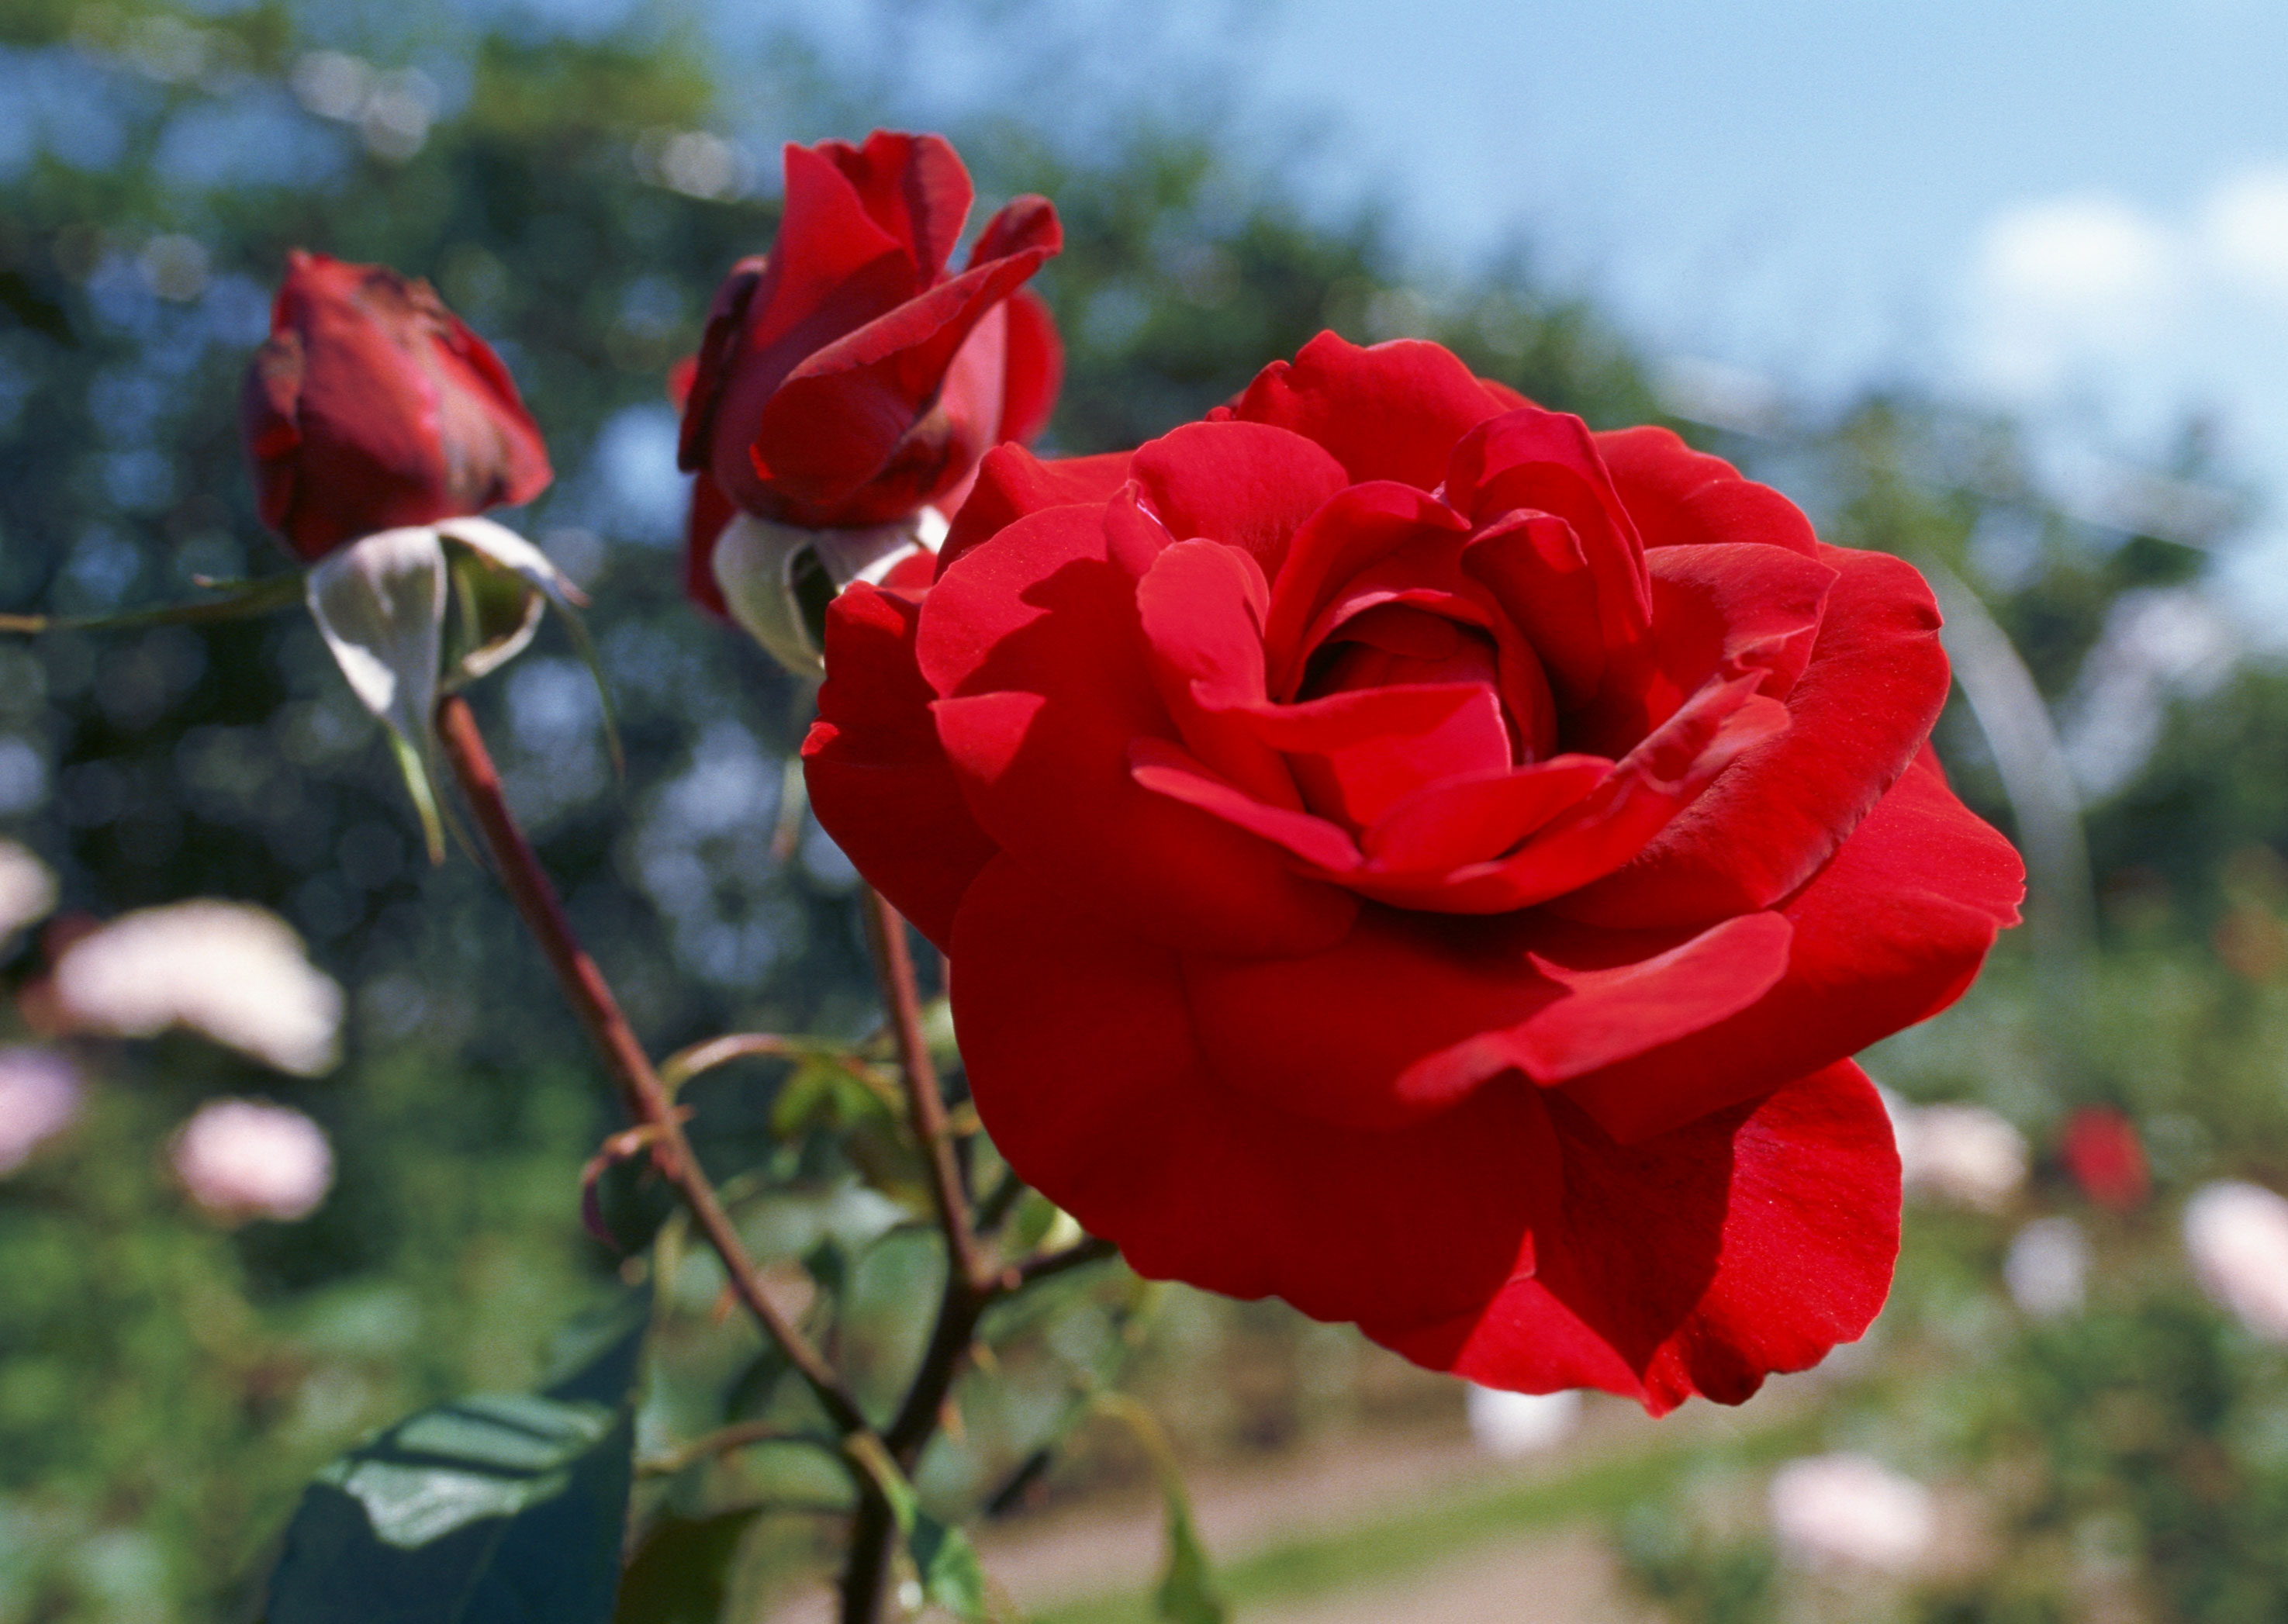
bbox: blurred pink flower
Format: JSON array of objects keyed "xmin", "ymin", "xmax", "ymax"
[
  {"xmin": 2184, "ymin": 1180, "xmax": 2288, "ymax": 1342},
  {"xmin": 171, "ymin": 1098, "xmax": 334, "ymax": 1222},
  {"xmin": 1464, "ymin": 1384, "xmax": 1581, "ymax": 1457},
  {"xmin": 0, "ymin": 839, "xmax": 57, "ymax": 948},
  {"xmin": 2004, "ymin": 1216, "xmax": 2090, "ymax": 1318},
  {"xmin": 0, "ymin": 1047, "xmax": 81, "ymax": 1174},
  {"xmin": 1885, "ymin": 1090, "xmax": 2028, "ymax": 1212},
  {"xmin": 1768, "ymin": 1452, "xmax": 1935, "ymax": 1574},
  {"xmin": 51, "ymin": 900, "xmax": 343, "ymax": 1076}
]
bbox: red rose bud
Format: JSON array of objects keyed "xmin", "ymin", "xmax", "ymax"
[
  {"xmin": 242, "ymin": 251, "xmax": 551, "ymax": 561},
  {"xmin": 804, "ymin": 333, "xmax": 2027, "ymax": 1415},
  {"xmin": 2062, "ymin": 1105, "xmax": 2150, "ymax": 1211},
  {"xmin": 676, "ymin": 130, "xmax": 1063, "ymax": 618}
]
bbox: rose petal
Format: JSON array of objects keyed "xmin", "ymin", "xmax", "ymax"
[
  {"xmin": 1560, "ymin": 544, "xmax": 1951, "ymax": 930},
  {"xmin": 1349, "ymin": 674, "xmax": 1789, "ymax": 914},
  {"xmin": 921, "ymin": 501, "xmax": 1356, "ymax": 956},
  {"xmin": 1262, "ymin": 483, "xmax": 1470, "ymax": 697},
  {"xmin": 1183, "ymin": 906, "xmax": 1562, "ymax": 1131},
  {"xmin": 1233, "ymin": 330, "xmax": 1516, "ymax": 488},
  {"xmin": 1557, "ymin": 751, "xmax": 2025, "ymax": 1144},
  {"xmin": 1596, "ymin": 426, "xmax": 1822, "ymax": 558},
  {"xmin": 966, "ymin": 193, "xmax": 1063, "ymax": 269},
  {"xmin": 1381, "ymin": 912, "xmax": 1794, "ymax": 1123},
  {"xmin": 804, "ymin": 584, "xmax": 999, "ymax": 948},
  {"xmin": 682, "ymin": 468, "xmax": 738, "ymax": 620},
  {"xmin": 1444, "ymin": 407, "xmax": 1651, "ymax": 654},
  {"xmin": 1131, "ymin": 421, "xmax": 1350, "ymax": 574},
  {"xmin": 1633, "ymin": 541, "xmax": 1837, "ymax": 724},
  {"xmin": 1361, "ymin": 756, "xmax": 1613, "ymax": 873},
  {"xmin": 1128, "ymin": 738, "xmax": 1361, "ymax": 872},
  {"xmin": 819, "ymin": 130, "xmax": 974, "ymax": 280},
  {"xmin": 939, "ymin": 444, "xmax": 1135, "ymax": 572},
  {"xmin": 996, "ymin": 287, "xmax": 1063, "ymax": 445},
  {"xmin": 1460, "ymin": 510, "xmax": 1608, "ymax": 710},
  {"xmin": 748, "ymin": 247, "xmax": 1057, "ymax": 519},
  {"xmin": 955, "ymin": 855, "xmax": 1551, "ymax": 1328},
  {"xmin": 1240, "ymin": 682, "xmax": 1513, "ymax": 833},
  {"xmin": 1381, "ymin": 1060, "xmax": 1898, "ymax": 1414},
  {"xmin": 1134, "ymin": 540, "xmax": 1298, "ymax": 805}
]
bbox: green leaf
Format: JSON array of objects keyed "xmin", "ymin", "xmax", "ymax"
[
  {"xmin": 0, "ymin": 568, "xmax": 302, "ymax": 635},
  {"xmin": 839, "ymin": 1436, "xmax": 996, "ymax": 1621},
  {"xmin": 263, "ymin": 1290, "xmax": 649, "ymax": 1624},
  {"xmin": 1153, "ymin": 1491, "xmax": 1225, "ymax": 1624},
  {"xmin": 610, "ymin": 1510, "xmax": 759, "ymax": 1624},
  {"xmin": 913, "ymin": 1512, "xmax": 991, "ymax": 1622},
  {"xmin": 1089, "ymin": 1394, "xmax": 1229, "ymax": 1624}
]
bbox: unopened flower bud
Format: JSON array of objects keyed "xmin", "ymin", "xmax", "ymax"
[{"xmin": 243, "ymin": 251, "xmax": 550, "ymax": 561}]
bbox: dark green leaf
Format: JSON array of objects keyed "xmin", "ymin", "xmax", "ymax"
[
  {"xmin": 0, "ymin": 268, "xmax": 75, "ymax": 346},
  {"xmin": 800, "ymin": 1235, "xmax": 848, "ymax": 1302},
  {"xmin": 263, "ymin": 1291, "xmax": 649, "ymax": 1624},
  {"xmin": 610, "ymin": 1510, "xmax": 759, "ymax": 1624},
  {"xmin": 723, "ymin": 1344, "xmax": 793, "ymax": 1422},
  {"xmin": 586, "ymin": 1149, "xmax": 678, "ymax": 1256},
  {"xmin": 913, "ymin": 1512, "xmax": 991, "ymax": 1622}
]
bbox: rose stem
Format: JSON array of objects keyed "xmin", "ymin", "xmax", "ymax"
[
  {"xmin": 858, "ymin": 886, "xmax": 990, "ymax": 1293},
  {"xmin": 432, "ymin": 693, "xmax": 872, "ymax": 1442},
  {"xmin": 838, "ymin": 890, "xmax": 1124, "ymax": 1622}
]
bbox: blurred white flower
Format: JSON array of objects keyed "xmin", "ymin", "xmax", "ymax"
[
  {"xmin": 0, "ymin": 1048, "xmax": 82, "ymax": 1173},
  {"xmin": 1887, "ymin": 1091, "xmax": 2028, "ymax": 1211},
  {"xmin": 0, "ymin": 839, "xmax": 58, "ymax": 947},
  {"xmin": 2184, "ymin": 1180, "xmax": 2288, "ymax": 1342},
  {"xmin": 2006, "ymin": 1216, "xmax": 2091, "ymax": 1318},
  {"xmin": 51, "ymin": 900, "xmax": 343, "ymax": 1075},
  {"xmin": 1464, "ymin": 1385, "xmax": 1581, "ymax": 1457},
  {"xmin": 171, "ymin": 1098, "xmax": 333, "ymax": 1221},
  {"xmin": 1769, "ymin": 1452, "xmax": 1936, "ymax": 1574}
]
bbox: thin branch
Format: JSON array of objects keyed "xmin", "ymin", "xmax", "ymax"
[
  {"xmin": 658, "ymin": 1031, "xmax": 795, "ymax": 1093},
  {"xmin": 1014, "ymin": 1235, "xmax": 1118, "ymax": 1291},
  {"xmin": 973, "ymin": 1164, "xmax": 1028, "ymax": 1234},
  {"xmin": 859, "ymin": 885, "xmax": 987, "ymax": 1294},
  {"xmin": 433, "ymin": 694, "xmax": 873, "ymax": 1444},
  {"xmin": 637, "ymin": 1419, "xmax": 805, "ymax": 1478}
]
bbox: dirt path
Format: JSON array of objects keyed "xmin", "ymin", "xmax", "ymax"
[{"xmin": 766, "ymin": 1405, "xmax": 1675, "ymax": 1621}]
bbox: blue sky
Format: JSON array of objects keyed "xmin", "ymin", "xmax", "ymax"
[
  {"xmin": 1089, "ymin": 0, "xmax": 2288, "ymax": 626},
  {"xmin": 783, "ymin": 0, "xmax": 2288, "ymax": 609}
]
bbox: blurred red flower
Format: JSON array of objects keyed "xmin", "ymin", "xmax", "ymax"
[
  {"xmin": 241, "ymin": 251, "xmax": 550, "ymax": 560},
  {"xmin": 676, "ymin": 130, "xmax": 1063, "ymax": 617},
  {"xmin": 2062, "ymin": 1105, "xmax": 2150, "ymax": 1211},
  {"xmin": 804, "ymin": 332, "xmax": 2025, "ymax": 1413}
]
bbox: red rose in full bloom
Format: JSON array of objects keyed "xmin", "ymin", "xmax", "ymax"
[
  {"xmin": 804, "ymin": 333, "xmax": 2024, "ymax": 1412},
  {"xmin": 241, "ymin": 251, "xmax": 551, "ymax": 561},
  {"xmin": 677, "ymin": 130, "xmax": 1063, "ymax": 619}
]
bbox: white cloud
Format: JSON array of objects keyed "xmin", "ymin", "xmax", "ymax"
[
  {"xmin": 1980, "ymin": 192, "xmax": 2179, "ymax": 315},
  {"xmin": 2202, "ymin": 166, "xmax": 2288, "ymax": 301},
  {"xmin": 1968, "ymin": 192, "xmax": 2182, "ymax": 395}
]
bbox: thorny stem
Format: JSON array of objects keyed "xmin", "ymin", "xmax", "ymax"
[
  {"xmin": 839, "ymin": 886, "xmax": 1122, "ymax": 1622},
  {"xmin": 433, "ymin": 694, "xmax": 873, "ymax": 1443},
  {"xmin": 434, "ymin": 697, "xmax": 1113, "ymax": 1624},
  {"xmin": 859, "ymin": 886, "xmax": 988, "ymax": 1293}
]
